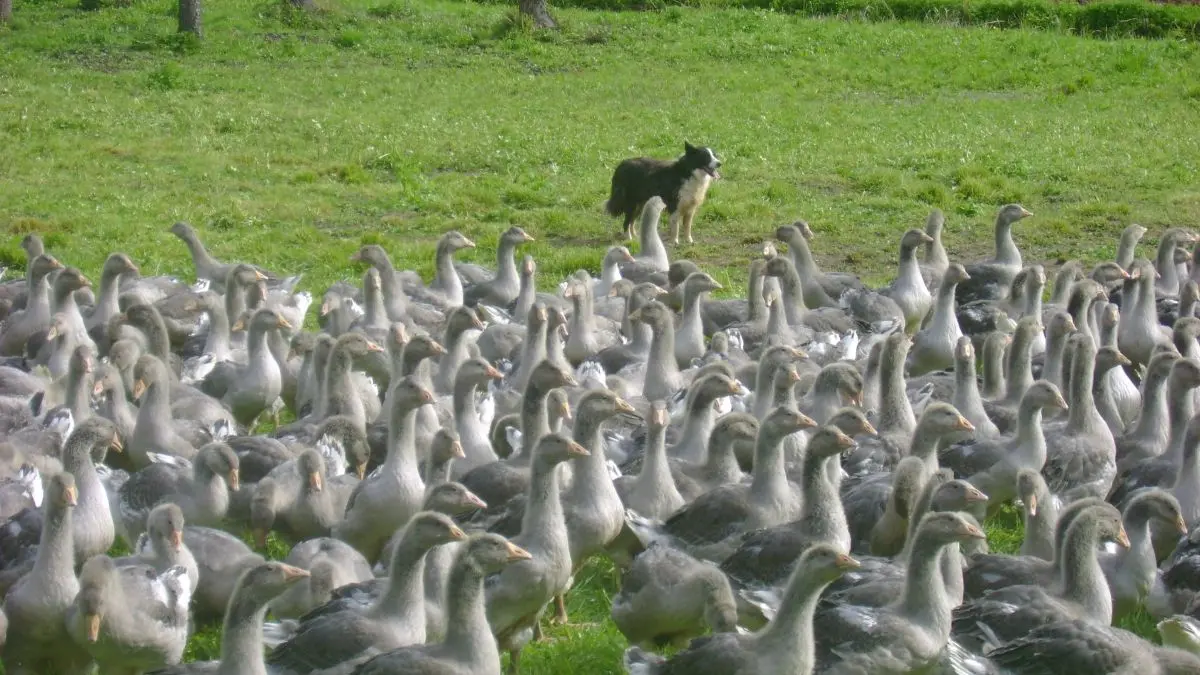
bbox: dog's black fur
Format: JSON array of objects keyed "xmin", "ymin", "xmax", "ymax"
[{"xmin": 605, "ymin": 142, "xmax": 721, "ymax": 243}]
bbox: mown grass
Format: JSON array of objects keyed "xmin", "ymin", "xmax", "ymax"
[{"xmin": 1, "ymin": 0, "xmax": 1197, "ymax": 670}]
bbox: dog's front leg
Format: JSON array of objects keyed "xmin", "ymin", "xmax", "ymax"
[{"xmin": 668, "ymin": 210, "xmax": 681, "ymax": 246}]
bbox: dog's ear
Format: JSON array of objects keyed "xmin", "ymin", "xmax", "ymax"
[{"xmin": 684, "ymin": 141, "xmax": 696, "ymax": 153}]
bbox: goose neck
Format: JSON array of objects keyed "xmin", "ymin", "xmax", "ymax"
[
  {"xmin": 442, "ymin": 558, "xmax": 499, "ymax": 667},
  {"xmin": 749, "ymin": 430, "xmax": 788, "ymax": 497},
  {"xmin": 33, "ymin": 501, "xmax": 74, "ymax": 584},
  {"xmin": 898, "ymin": 531, "xmax": 952, "ymax": 634},
  {"xmin": 521, "ymin": 457, "xmax": 567, "ymax": 554},
  {"xmin": 218, "ymin": 598, "xmax": 272, "ymax": 675},
  {"xmin": 1065, "ymin": 349, "xmax": 1098, "ymax": 432},
  {"xmin": 1057, "ymin": 521, "xmax": 1113, "ymax": 623},
  {"xmin": 519, "ymin": 385, "xmax": 552, "ymax": 459},
  {"xmin": 747, "ymin": 268, "xmax": 767, "ymax": 322},
  {"xmin": 1013, "ymin": 405, "xmax": 1047, "ymax": 468},
  {"xmin": 1004, "ymin": 334, "xmax": 1034, "ymax": 405},
  {"xmin": 754, "ymin": 568, "xmax": 824, "ymax": 669},
  {"xmin": 434, "ymin": 245, "xmax": 464, "ymax": 305},
  {"xmin": 995, "ymin": 221, "xmax": 1021, "ymax": 267},
  {"xmin": 384, "ymin": 405, "xmax": 423, "ymax": 477},
  {"xmin": 374, "ymin": 544, "xmax": 426, "ymax": 620},
  {"xmin": 880, "ymin": 349, "xmax": 917, "ymax": 433}
]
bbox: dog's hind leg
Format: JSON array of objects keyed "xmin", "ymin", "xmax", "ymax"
[{"xmin": 622, "ymin": 210, "xmax": 636, "ymax": 241}]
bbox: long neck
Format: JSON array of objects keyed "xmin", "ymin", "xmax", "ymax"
[
  {"xmin": 1013, "ymin": 404, "xmax": 1048, "ymax": 468},
  {"xmin": 880, "ymin": 351, "xmax": 916, "ymax": 433},
  {"xmin": 374, "ymin": 259, "xmax": 408, "ymax": 314},
  {"xmin": 994, "ymin": 221, "xmax": 1020, "ymax": 266},
  {"xmin": 749, "ymin": 431, "xmax": 788, "ymax": 498},
  {"xmin": 953, "ymin": 355, "xmax": 990, "ymax": 428},
  {"xmin": 778, "ymin": 268, "xmax": 807, "ymax": 326},
  {"xmin": 1129, "ymin": 370, "xmax": 1170, "ymax": 446},
  {"xmin": 521, "ymin": 458, "xmax": 567, "ymax": 554},
  {"xmin": 929, "ymin": 281, "xmax": 961, "ymax": 337},
  {"xmin": 514, "ymin": 272, "xmax": 535, "ymax": 321},
  {"xmin": 1166, "ymin": 376, "xmax": 1199, "ymax": 462},
  {"xmin": 384, "ymin": 404, "xmax": 423, "ymax": 478},
  {"xmin": 1057, "ymin": 523, "xmax": 1112, "ymax": 624},
  {"xmin": 1174, "ymin": 435, "xmax": 1200, "ymax": 491},
  {"xmin": 896, "ymin": 244, "xmax": 924, "ymax": 287},
  {"xmin": 753, "ymin": 572, "xmax": 824, "ymax": 669},
  {"xmin": 27, "ymin": 275, "xmax": 50, "ymax": 313},
  {"xmin": 33, "ymin": 502, "xmax": 74, "ymax": 584},
  {"xmin": 246, "ymin": 326, "xmax": 277, "ymax": 379},
  {"xmin": 599, "ymin": 259, "xmax": 622, "ymax": 292},
  {"xmin": 142, "ymin": 378, "xmax": 172, "ymax": 420},
  {"xmin": 434, "ymin": 246, "xmax": 463, "ymax": 305},
  {"xmin": 640, "ymin": 424, "xmax": 675, "ymax": 492},
  {"xmin": 442, "ymin": 559, "xmax": 500, "ymax": 667},
  {"xmin": 495, "ymin": 241, "xmax": 519, "ymax": 287},
  {"xmin": 1066, "ymin": 348, "xmax": 1099, "ymax": 432},
  {"xmin": 1158, "ymin": 239, "xmax": 1181, "ymax": 295},
  {"xmin": 203, "ymin": 305, "xmax": 232, "ymax": 360},
  {"xmin": 567, "ymin": 412, "xmax": 615, "ymax": 496},
  {"xmin": 519, "ymin": 385, "xmax": 551, "ymax": 459},
  {"xmin": 908, "ymin": 419, "xmax": 945, "ymax": 472},
  {"xmin": 704, "ymin": 434, "xmax": 744, "ymax": 484},
  {"xmin": 747, "ymin": 268, "xmax": 767, "ymax": 322},
  {"xmin": 453, "ymin": 379, "xmax": 486, "ymax": 440},
  {"xmin": 321, "ymin": 349, "xmax": 359, "ymax": 422},
  {"xmin": 646, "ymin": 320, "xmax": 681, "ymax": 386},
  {"xmin": 678, "ymin": 286, "xmax": 706, "ymax": 349},
  {"xmin": 1004, "ymin": 334, "xmax": 1034, "ymax": 405},
  {"xmin": 1051, "ymin": 270, "xmax": 1075, "ymax": 306},
  {"xmin": 96, "ymin": 269, "xmax": 123, "ymax": 322},
  {"xmin": 790, "ymin": 237, "xmax": 820, "ymax": 281},
  {"xmin": 1133, "ymin": 276, "xmax": 1158, "ymax": 324},
  {"xmin": 673, "ymin": 392, "xmax": 719, "ymax": 464},
  {"xmin": 798, "ymin": 452, "xmax": 849, "ymax": 551},
  {"xmin": 218, "ymin": 596, "xmax": 272, "ymax": 675},
  {"xmin": 363, "ymin": 284, "xmax": 387, "ymax": 328},
  {"xmin": 639, "ymin": 211, "xmax": 668, "ymax": 268},
  {"xmin": 897, "ymin": 533, "xmax": 951, "ymax": 634},
  {"xmin": 181, "ymin": 231, "xmax": 219, "ymax": 273},
  {"xmin": 373, "ymin": 541, "xmax": 426, "ymax": 620},
  {"xmin": 1043, "ymin": 333, "xmax": 1068, "ymax": 391}
]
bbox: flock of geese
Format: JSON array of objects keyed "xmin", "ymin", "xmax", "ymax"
[{"xmin": 2, "ymin": 196, "xmax": 1200, "ymax": 674}]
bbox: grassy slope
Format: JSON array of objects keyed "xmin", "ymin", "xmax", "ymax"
[{"xmin": 1, "ymin": 0, "xmax": 1197, "ymax": 671}]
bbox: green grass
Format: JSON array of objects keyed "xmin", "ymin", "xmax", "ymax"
[{"xmin": 2, "ymin": 0, "xmax": 1197, "ymax": 670}]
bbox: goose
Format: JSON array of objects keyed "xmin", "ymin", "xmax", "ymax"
[
  {"xmin": 907, "ymin": 263, "xmax": 969, "ymax": 376},
  {"xmin": 984, "ymin": 617, "xmax": 1200, "ymax": 674},
  {"xmin": 881, "ymin": 228, "xmax": 935, "ymax": 333},
  {"xmin": 117, "ymin": 443, "xmax": 239, "ymax": 546},
  {"xmin": 345, "ymin": 534, "xmax": 532, "ymax": 675},
  {"xmin": 266, "ymin": 511, "xmax": 466, "ymax": 674},
  {"xmin": 1119, "ymin": 259, "xmax": 1172, "ymax": 367},
  {"xmin": 951, "ymin": 502, "xmax": 1128, "ymax": 651},
  {"xmin": 484, "ymin": 433, "xmax": 589, "ymax": 673},
  {"xmin": 146, "ymin": 562, "xmax": 310, "ymax": 675},
  {"xmin": 200, "ymin": 307, "xmax": 292, "ymax": 429},
  {"xmin": 64, "ymin": 554, "xmax": 191, "ymax": 673},
  {"xmin": 1042, "ymin": 333, "xmax": 1120, "ymax": 500},
  {"xmin": 0, "ymin": 254, "xmax": 63, "ymax": 357},
  {"xmin": 775, "ymin": 220, "xmax": 864, "ymax": 308},
  {"xmin": 407, "ymin": 231, "xmax": 475, "ymax": 308},
  {"xmin": 943, "ymin": 380, "xmax": 1067, "ymax": 512},
  {"xmin": 675, "ymin": 272, "xmax": 724, "ymax": 369},
  {"xmin": 648, "ymin": 408, "xmax": 820, "ymax": 562},
  {"xmin": 812, "ymin": 512, "xmax": 987, "ymax": 674},
  {"xmin": 268, "ymin": 538, "xmax": 374, "ymax": 621},
  {"xmin": 116, "ymin": 502, "xmax": 199, "ymax": 591},
  {"xmin": 954, "ymin": 203, "xmax": 1033, "ymax": 305},
  {"xmin": 623, "ymin": 545, "xmax": 858, "ymax": 675},
  {"xmin": 1102, "ymin": 489, "xmax": 1188, "ymax": 622},
  {"xmin": 919, "ymin": 209, "xmax": 949, "ymax": 288},
  {"xmin": 334, "ymin": 378, "xmax": 434, "ymax": 564},
  {"xmin": 1, "ymin": 473, "xmax": 94, "ymax": 675},
  {"xmin": 719, "ymin": 423, "xmax": 863, "ymax": 587},
  {"xmin": 462, "ymin": 227, "xmax": 536, "ymax": 308}
]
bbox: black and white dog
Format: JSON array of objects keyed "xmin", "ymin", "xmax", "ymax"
[{"xmin": 604, "ymin": 142, "xmax": 722, "ymax": 245}]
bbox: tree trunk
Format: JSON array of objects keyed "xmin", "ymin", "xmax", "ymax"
[
  {"xmin": 518, "ymin": 0, "xmax": 556, "ymax": 28},
  {"xmin": 1, "ymin": 0, "xmax": 13, "ymax": 23},
  {"xmin": 179, "ymin": 0, "xmax": 202, "ymax": 37}
]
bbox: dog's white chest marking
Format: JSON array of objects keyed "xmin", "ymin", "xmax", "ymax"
[{"xmin": 678, "ymin": 170, "xmax": 713, "ymax": 210}]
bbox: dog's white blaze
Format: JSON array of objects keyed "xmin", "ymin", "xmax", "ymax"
[{"xmin": 705, "ymin": 147, "xmax": 719, "ymax": 170}]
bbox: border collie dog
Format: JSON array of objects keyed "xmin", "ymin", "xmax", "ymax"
[{"xmin": 605, "ymin": 142, "xmax": 722, "ymax": 245}]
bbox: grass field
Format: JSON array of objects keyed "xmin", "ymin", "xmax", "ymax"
[{"xmin": 1, "ymin": 0, "xmax": 1197, "ymax": 671}]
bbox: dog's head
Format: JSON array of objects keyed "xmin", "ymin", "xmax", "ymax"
[{"xmin": 683, "ymin": 142, "xmax": 721, "ymax": 179}]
